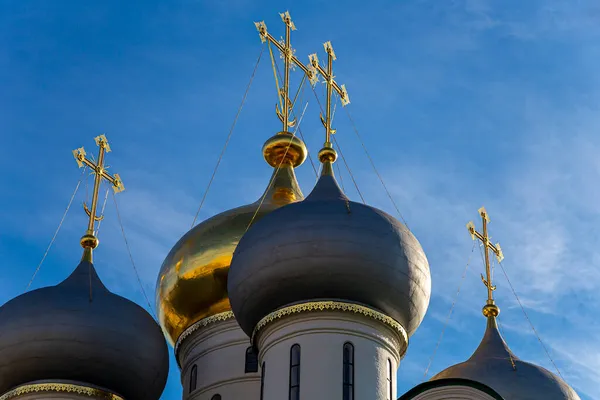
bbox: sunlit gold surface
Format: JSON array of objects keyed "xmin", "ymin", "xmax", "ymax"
[
  {"xmin": 262, "ymin": 131, "xmax": 307, "ymax": 167},
  {"xmin": 466, "ymin": 207, "xmax": 504, "ymax": 317},
  {"xmin": 156, "ymin": 160, "xmax": 304, "ymax": 345},
  {"xmin": 72, "ymin": 135, "xmax": 124, "ymax": 261}
]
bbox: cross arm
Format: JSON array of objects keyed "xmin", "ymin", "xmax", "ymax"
[
  {"xmin": 466, "ymin": 222, "xmax": 504, "ymax": 262},
  {"xmin": 255, "ymin": 21, "xmax": 318, "ymax": 85},
  {"xmin": 72, "ymin": 147, "xmax": 125, "ymax": 193},
  {"xmin": 100, "ymin": 171, "xmax": 125, "ymax": 193},
  {"xmin": 307, "ymin": 53, "xmax": 350, "ymax": 106}
]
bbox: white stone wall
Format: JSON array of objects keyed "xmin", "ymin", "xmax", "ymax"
[
  {"xmin": 256, "ymin": 309, "xmax": 406, "ymax": 400},
  {"xmin": 408, "ymin": 385, "xmax": 497, "ymax": 400},
  {"xmin": 178, "ymin": 318, "xmax": 260, "ymax": 400}
]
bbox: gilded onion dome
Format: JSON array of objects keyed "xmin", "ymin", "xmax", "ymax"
[
  {"xmin": 227, "ymin": 148, "xmax": 432, "ymax": 340},
  {"xmin": 430, "ymin": 316, "xmax": 581, "ymax": 400},
  {"xmin": 156, "ymin": 132, "xmax": 307, "ymax": 345}
]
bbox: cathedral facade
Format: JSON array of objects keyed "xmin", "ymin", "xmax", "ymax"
[{"xmin": 0, "ymin": 11, "xmax": 582, "ymax": 400}]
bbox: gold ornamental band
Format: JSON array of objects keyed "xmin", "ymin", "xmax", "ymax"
[
  {"xmin": 174, "ymin": 311, "xmax": 236, "ymax": 358},
  {"xmin": 0, "ymin": 382, "xmax": 124, "ymax": 400},
  {"xmin": 251, "ymin": 300, "xmax": 408, "ymax": 349}
]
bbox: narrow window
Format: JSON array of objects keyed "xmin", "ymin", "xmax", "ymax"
[
  {"xmin": 210, "ymin": 395, "xmax": 221, "ymax": 400},
  {"xmin": 260, "ymin": 362, "xmax": 266, "ymax": 400},
  {"xmin": 289, "ymin": 344, "xmax": 301, "ymax": 400},
  {"xmin": 343, "ymin": 342, "xmax": 354, "ymax": 400},
  {"xmin": 190, "ymin": 364, "xmax": 198, "ymax": 393},
  {"xmin": 386, "ymin": 359, "xmax": 393, "ymax": 400},
  {"xmin": 245, "ymin": 346, "xmax": 259, "ymax": 373}
]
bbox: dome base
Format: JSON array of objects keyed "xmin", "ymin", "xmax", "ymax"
[
  {"xmin": 0, "ymin": 381, "xmax": 124, "ymax": 400},
  {"xmin": 177, "ymin": 315, "xmax": 260, "ymax": 400},
  {"xmin": 255, "ymin": 300, "xmax": 405, "ymax": 400}
]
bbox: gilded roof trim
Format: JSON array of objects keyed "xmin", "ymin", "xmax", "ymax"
[
  {"xmin": 174, "ymin": 311, "xmax": 235, "ymax": 360},
  {"xmin": 0, "ymin": 382, "xmax": 124, "ymax": 400},
  {"xmin": 251, "ymin": 300, "xmax": 408, "ymax": 355}
]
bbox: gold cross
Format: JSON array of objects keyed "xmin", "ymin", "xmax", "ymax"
[
  {"xmin": 467, "ymin": 207, "xmax": 504, "ymax": 314},
  {"xmin": 308, "ymin": 41, "xmax": 350, "ymax": 147},
  {"xmin": 255, "ymin": 11, "xmax": 318, "ymax": 132},
  {"xmin": 73, "ymin": 135, "xmax": 124, "ymax": 249}
]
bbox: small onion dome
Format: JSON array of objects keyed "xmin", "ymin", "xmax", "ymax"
[
  {"xmin": 430, "ymin": 317, "xmax": 581, "ymax": 400},
  {"xmin": 156, "ymin": 132, "xmax": 306, "ymax": 345},
  {"xmin": 227, "ymin": 159, "xmax": 432, "ymax": 339},
  {"xmin": 0, "ymin": 253, "xmax": 169, "ymax": 400}
]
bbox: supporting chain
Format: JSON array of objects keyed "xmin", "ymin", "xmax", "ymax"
[
  {"xmin": 94, "ymin": 187, "xmax": 110, "ymax": 237},
  {"xmin": 308, "ymin": 82, "xmax": 366, "ymax": 203},
  {"xmin": 245, "ymin": 102, "xmax": 309, "ymax": 235},
  {"xmin": 190, "ymin": 45, "xmax": 265, "ymax": 228},
  {"xmin": 423, "ymin": 242, "xmax": 476, "ymax": 380},
  {"xmin": 271, "ymin": 55, "xmax": 318, "ymax": 178},
  {"xmin": 345, "ymin": 108, "xmax": 410, "ymax": 229},
  {"xmin": 25, "ymin": 168, "xmax": 86, "ymax": 292},
  {"xmin": 497, "ymin": 260, "xmax": 564, "ymax": 379},
  {"xmin": 112, "ymin": 192, "xmax": 156, "ymax": 319}
]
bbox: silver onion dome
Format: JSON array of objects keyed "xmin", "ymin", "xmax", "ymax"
[
  {"xmin": 430, "ymin": 317, "xmax": 581, "ymax": 400},
  {"xmin": 227, "ymin": 162, "xmax": 432, "ymax": 339},
  {"xmin": 0, "ymin": 256, "xmax": 169, "ymax": 400}
]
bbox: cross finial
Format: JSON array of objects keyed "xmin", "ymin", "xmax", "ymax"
[
  {"xmin": 466, "ymin": 206, "xmax": 504, "ymax": 317},
  {"xmin": 73, "ymin": 135, "xmax": 124, "ymax": 260},
  {"xmin": 308, "ymin": 41, "xmax": 350, "ymax": 164},
  {"xmin": 255, "ymin": 12, "xmax": 319, "ymax": 132},
  {"xmin": 255, "ymin": 12, "xmax": 318, "ymax": 133}
]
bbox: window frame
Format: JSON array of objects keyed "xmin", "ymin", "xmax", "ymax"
[
  {"xmin": 387, "ymin": 358, "xmax": 393, "ymax": 400},
  {"xmin": 260, "ymin": 361, "xmax": 266, "ymax": 400},
  {"xmin": 343, "ymin": 342, "xmax": 354, "ymax": 400},
  {"xmin": 245, "ymin": 346, "xmax": 259, "ymax": 373},
  {"xmin": 289, "ymin": 344, "xmax": 301, "ymax": 400}
]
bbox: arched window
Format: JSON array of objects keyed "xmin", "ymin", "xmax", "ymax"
[
  {"xmin": 289, "ymin": 344, "xmax": 301, "ymax": 400},
  {"xmin": 245, "ymin": 346, "xmax": 259, "ymax": 373},
  {"xmin": 210, "ymin": 395, "xmax": 221, "ymax": 400},
  {"xmin": 260, "ymin": 362, "xmax": 266, "ymax": 400},
  {"xmin": 386, "ymin": 358, "xmax": 393, "ymax": 400},
  {"xmin": 343, "ymin": 342, "xmax": 354, "ymax": 400},
  {"xmin": 190, "ymin": 364, "xmax": 198, "ymax": 393}
]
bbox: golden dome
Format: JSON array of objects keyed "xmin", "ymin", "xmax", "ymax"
[{"xmin": 156, "ymin": 132, "xmax": 306, "ymax": 345}]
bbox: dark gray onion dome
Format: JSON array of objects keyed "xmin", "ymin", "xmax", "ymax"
[
  {"xmin": 430, "ymin": 317, "xmax": 581, "ymax": 400},
  {"xmin": 0, "ymin": 255, "xmax": 169, "ymax": 400},
  {"xmin": 227, "ymin": 162, "xmax": 431, "ymax": 338}
]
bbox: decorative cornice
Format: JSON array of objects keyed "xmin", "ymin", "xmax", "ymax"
[
  {"xmin": 0, "ymin": 382, "xmax": 124, "ymax": 400},
  {"xmin": 174, "ymin": 311, "xmax": 236, "ymax": 357},
  {"xmin": 251, "ymin": 301, "xmax": 408, "ymax": 350}
]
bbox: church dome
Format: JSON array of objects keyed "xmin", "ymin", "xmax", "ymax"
[
  {"xmin": 0, "ymin": 253, "xmax": 169, "ymax": 400},
  {"xmin": 431, "ymin": 316, "xmax": 581, "ymax": 400},
  {"xmin": 156, "ymin": 132, "xmax": 306, "ymax": 345},
  {"xmin": 227, "ymin": 158, "xmax": 432, "ymax": 339}
]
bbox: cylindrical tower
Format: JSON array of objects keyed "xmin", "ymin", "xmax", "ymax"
[
  {"xmin": 157, "ymin": 132, "xmax": 307, "ymax": 399},
  {"xmin": 228, "ymin": 146, "xmax": 432, "ymax": 400}
]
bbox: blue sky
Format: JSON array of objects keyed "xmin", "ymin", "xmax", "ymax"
[{"xmin": 2, "ymin": 1, "xmax": 599, "ymax": 399}]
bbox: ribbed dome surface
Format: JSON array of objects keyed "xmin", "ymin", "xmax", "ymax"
[
  {"xmin": 431, "ymin": 317, "xmax": 581, "ymax": 400},
  {"xmin": 0, "ymin": 258, "xmax": 169, "ymax": 400},
  {"xmin": 228, "ymin": 164, "xmax": 431, "ymax": 338}
]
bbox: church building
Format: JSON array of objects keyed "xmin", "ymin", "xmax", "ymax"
[{"xmin": 0, "ymin": 11, "xmax": 581, "ymax": 400}]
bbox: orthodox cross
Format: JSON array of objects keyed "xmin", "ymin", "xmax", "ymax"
[
  {"xmin": 73, "ymin": 135, "xmax": 124, "ymax": 248},
  {"xmin": 255, "ymin": 11, "xmax": 318, "ymax": 132},
  {"xmin": 467, "ymin": 207, "xmax": 504, "ymax": 310},
  {"xmin": 308, "ymin": 42, "xmax": 350, "ymax": 146}
]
